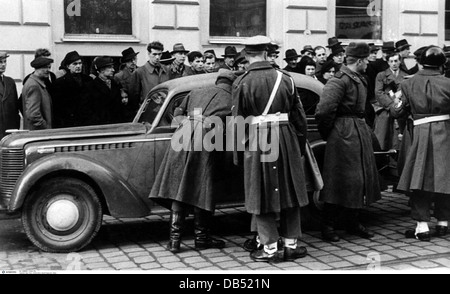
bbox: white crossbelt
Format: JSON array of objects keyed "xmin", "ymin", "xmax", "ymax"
[
  {"xmin": 413, "ymin": 114, "xmax": 450, "ymax": 126},
  {"xmin": 250, "ymin": 113, "xmax": 289, "ymax": 125}
]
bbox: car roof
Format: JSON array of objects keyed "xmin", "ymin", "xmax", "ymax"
[{"xmin": 150, "ymin": 71, "xmax": 323, "ymax": 97}]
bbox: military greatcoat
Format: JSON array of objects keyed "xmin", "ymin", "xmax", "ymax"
[
  {"xmin": 393, "ymin": 68, "xmax": 450, "ymax": 194},
  {"xmin": 149, "ymin": 80, "xmax": 233, "ymax": 212},
  {"xmin": 315, "ymin": 65, "xmax": 381, "ymax": 209},
  {"xmin": 232, "ymin": 61, "xmax": 309, "ymax": 215}
]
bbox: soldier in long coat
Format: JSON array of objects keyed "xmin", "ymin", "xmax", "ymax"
[
  {"xmin": 315, "ymin": 42, "xmax": 381, "ymax": 243},
  {"xmin": 149, "ymin": 69, "xmax": 237, "ymax": 253},
  {"xmin": 373, "ymin": 52, "xmax": 409, "ymax": 151},
  {"xmin": 232, "ymin": 36, "xmax": 309, "ymax": 263},
  {"xmin": 392, "ymin": 46, "xmax": 450, "ymax": 241},
  {"xmin": 0, "ymin": 52, "xmax": 20, "ymax": 139}
]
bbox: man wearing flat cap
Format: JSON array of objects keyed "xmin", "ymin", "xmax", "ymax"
[
  {"xmin": 232, "ymin": 35, "xmax": 309, "ymax": 263},
  {"xmin": 150, "ymin": 69, "xmax": 238, "ymax": 253},
  {"xmin": 53, "ymin": 50, "xmax": 93, "ymax": 128},
  {"xmin": 22, "ymin": 57, "xmax": 54, "ymax": 130},
  {"xmin": 315, "ymin": 42, "xmax": 381, "ymax": 243},
  {"xmin": 114, "ymin": 47, "xmax": 140, "ymax": 121},
  {"xmin": 88, "ymin": 56, "xmax": 123, "ymax": 125},
  {"xmin": 0, "ymin": 52, "xmax": 20, "ymax": 139}
]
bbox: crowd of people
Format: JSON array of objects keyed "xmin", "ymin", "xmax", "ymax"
[{"xmin": 1, "ymin": 34, "xmax": 450, "ymax": 263}]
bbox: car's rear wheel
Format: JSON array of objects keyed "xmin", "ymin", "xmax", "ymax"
[{"xmin": 22, "ymin": 177, "xmax": 102, "ymax": 253}]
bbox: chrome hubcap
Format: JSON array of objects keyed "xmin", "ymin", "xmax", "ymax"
[{"xmin": 46, "ymin": 199, "xmax": 80, "ymax": 231}]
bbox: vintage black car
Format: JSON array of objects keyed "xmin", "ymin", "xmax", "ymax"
[{"xmin": 0, "ymin": 72, "xmax": 328, "ymax": 253}]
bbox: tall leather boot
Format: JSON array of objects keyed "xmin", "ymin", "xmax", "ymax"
[
  {"xmin": 167, "ymin": 210, "xmax": 186, "ymax": 253},
  {"xmin": 321, "ymin": 203, "xmax": 340, "ymax": 242},
  {"xmin": 194, "ymin": 208, "xmax": 225, "ymax": 250}
]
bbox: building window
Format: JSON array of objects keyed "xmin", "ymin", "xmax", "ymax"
[
  {"xmin": 336, "ymin": 0, "xmax": 382, "ymax": 40},
  {"xmin": 446, "ymin": 0, "xmax": 450, "ymax": 41},
  {"xmin": 210, "ymin": 0, "xmax": 266, "ymax": 37},
  {"xmin": 64, "ymin": 0, "xmax": 132, "ymax": 35}
]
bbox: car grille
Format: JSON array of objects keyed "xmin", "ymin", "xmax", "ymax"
[{"xmin": 0, "ymin": 148, "xmax": 24, "ymax": 204}]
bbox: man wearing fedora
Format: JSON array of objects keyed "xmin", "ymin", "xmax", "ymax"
[
  {"xmin": 0, "ymin": 52, "xmax": 20, "ymax": 139},
  {"xmin": 53, "ymin": 51, "xmax": 93, "ymax": 128},
  {"xmin": 22, "ymin": 57, "xmax": 54, "ymax": 130},
  {"xmin": 220, "ymin": 46, "xmax": 237, "ymax": 71},
  {"xmin": 88, "ymin": 56, "xmax": 124, "ymax": 125},
  {"xmin": 129, "ymin": 41, "xmax": 170, "ymax": 105},
  {"xmin": 169, "ymin": 43, "xmax": 189, "ymax": 79},
  {"xmin": 283, "ymin": 49, "xmax": 301, "ymax": 73},
  {"xmin": 301, "ymin": 45, "xmax": 315, "ymax": 60},
  {"xmin": 395, "ymin": 39, "xmax": 413, "ymax": 74},
  {"xmin": 316, "ymin": 42, "xmax": 381, "ymax": 243},
  {"xmin": 114, "ymin": 47, "xmax": 140, "ymax": 121}
]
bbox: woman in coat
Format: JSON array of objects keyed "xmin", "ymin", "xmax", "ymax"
[
  {"xmin": 149, "ymin": 69, "xmax": 237, "ymax": 253},
  {"xmin": 392, "ymin": 46, "xmax": 450, "ymax": 241}
]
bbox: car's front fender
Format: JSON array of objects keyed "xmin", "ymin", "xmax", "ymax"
[{"xmin": 9, "ymin": 154, "xmax": 150, "ymax": 217}]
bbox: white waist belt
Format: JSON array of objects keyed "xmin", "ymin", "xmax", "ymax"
[
  {"xmin": 250, "ymin": 113, "xmax": 289, "ymax": 125},
  {"xmin": 414, "ymin": 115, "xmax": 450, "ymax": 126}
]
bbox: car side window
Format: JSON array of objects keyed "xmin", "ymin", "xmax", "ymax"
[
  {"xmin": 159, "ymin": 92, "xmax": 190, "ymax": 127},
  {"xmin": 297, "ymin": 87, "xmax": 320, "ymax": 115},
  {"xmin": 137, "ymin": 90, "xmax": 168, "ymax": 124}
]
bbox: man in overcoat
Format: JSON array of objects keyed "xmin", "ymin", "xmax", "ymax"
[
  {"xmin": 373, "ymin": 52, "xmax": 409, "ymax": 151},
  {"xmin": 315, "ymin": 42, "xmax": 381, "ymax": 243},
  {"xmin": 22, "ymin": 57, "xmax": 54, "ymax": 130},
  {"xmin": 114, "ymin": 47, "xmax": 140, "ymax": 122},
  {"xmin": 0, "ymin": 52, "xmax": 20, "ymax": 139},
  {"xmin": 232, "ymin": 36, "xmax": 309, "ymax": 263},
  {"xmin": 88, "ymin": 57, "xmax": 124, "ymax": 125},
  {"xmin": 392, "ymin": 46, "xmax": 450, "ymax": 241},
  {"xmin": 129, "ymin": 41, "xmax": 170, "ymax": 104},
  {"xmin": 52, "ymin": 51, "xmax": 92, "ymax": 128},
  {"xmin": 149, "ymin": 69, "xmax": 237, "ymax": 253}
]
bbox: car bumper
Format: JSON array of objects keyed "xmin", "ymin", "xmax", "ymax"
[{"xmin": 0, "ymin": 203, "xmax": 20, "ymax": 220}]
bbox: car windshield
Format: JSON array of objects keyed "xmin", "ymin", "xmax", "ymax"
[{"xmin": 136, "ymin": 90, "xmax": 168, "ymax": 125}]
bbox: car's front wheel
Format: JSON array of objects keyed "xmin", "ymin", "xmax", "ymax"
[{"xmin": 22, "ymin": 177, "xmax": 102, "ymax": 253}]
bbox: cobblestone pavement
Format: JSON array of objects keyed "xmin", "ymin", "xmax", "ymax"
[{"xmin": 1, "ymin": 189, "xmax": 450, "ymax": 273}]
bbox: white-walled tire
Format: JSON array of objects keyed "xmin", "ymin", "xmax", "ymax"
[{"xmin": 22, "ymin": 177, "xmax": 102, "ymax": 253}]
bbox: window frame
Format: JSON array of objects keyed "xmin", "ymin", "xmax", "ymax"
[{"xmin": 330, "ymin": 0, "xmax": 384, "ymax": 45}]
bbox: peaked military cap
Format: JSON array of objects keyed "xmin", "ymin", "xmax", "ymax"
[{"xmin": 243, "ymin": 35, "xmax": 272, "ymax": 54}]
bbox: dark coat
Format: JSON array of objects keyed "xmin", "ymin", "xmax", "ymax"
[
  {"xmin": 373, "ymin": 68, "xmax": 409, "ymax": 150},
  {"xmin": 149, "ymin": 81, "xmax": 234, "ymax": 212},
  {"xmin": 22, "ymin": 75, "xmax": 53, "ymax": 130},
  {"xmin": 232, "ymin": 61, "xmax": 309, "ymax": 215},
  {"xmin": 315, "ymin": 65, "xmax": 381, "ymax": 209},
  {"xmin": 0, "ymin": 75, "xmax": 20, "ymax": 138},
  {"xmin": 52, "ymin": 73, "xmax": 92, "ymax": 128},
  {"xmin": 393, "ymin": 68, "xmax": 450, "ymax": 194},
  {"xmin": 87, "ymin": 77, "xmax": 124, "ymax": 125},
  {"xmin": 129, "ymin": 62, "xmax": 170, "ymax": 103},
  {"xmin": 182, "ymin": 66, "xmax": 207, "ymax": 77}
]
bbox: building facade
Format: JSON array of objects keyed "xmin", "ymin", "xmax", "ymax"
[{"xmin": 1, "ymin": 0, "xmax": 448, "ymax": 91}]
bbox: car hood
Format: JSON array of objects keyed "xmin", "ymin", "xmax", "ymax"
[{"xmin": 1, "ymin": 123, "xmax": 147, "ymax": 149}]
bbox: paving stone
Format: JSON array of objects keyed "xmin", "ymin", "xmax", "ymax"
[
  {"xmin": 316, "ymin": 254, "xmax": 343, "ymax": 263},
  {"xmin": 432, "ymin": 258, "xmax": 450, "ymax": 268},
  {"xmin": 208, "ymin": 256, "xmax": 234, "ymax": 263},
  {"xmin": 191, "ymin": 262, "xmax": 214, "ymax": 269},
  {"xmin": 411, "ymin": 260, "xmax": 440, "ymax": 268},
  {"xmin": 106, "ymin": 255, "xmax": 130, "ymax": 263},
  {"xmin": 327, "ymin": 261, "xmax": 354, "ymax": 269},
  {"xmin": 217, "ymin": 261, "xmax": 242, "ymax": 269},
  {"xmin": 384, "ymin": 249, "xmax": 417, "ymax": 259},
  {"xmin": 113, "ymin": 261, "xmax": 139, "ymax": 270},
  {"xmin": 343, "ymin": 255, "xmax": 370, "ymax": 265},
  {"xmin": 102, "ymin": 251, "xmax": 126, "ymax": 258},
  {"xmin": 140, "ymin": 263, "xmax": 164, "ymax": 270},
  {"xmin": 426, "ymin": 246, "xmax": 450, "ymax": 254},
  {"xmin": 157, "ymin": 256, "xmax": 180, "ymax": 264},
  {"xmin": 133, "ymin": 255, "xmax": 155, "ymax": 264},
  {"xmin": 332, "ymin": 250, "xmax": 356, "ymax": 257},
  {"xmin": 86, "ymin": 262, "xmax": 111, "ymax": 270},
  {"xmin": 301, "ymin": 262, "xmax": 332, "ymax": 270}
]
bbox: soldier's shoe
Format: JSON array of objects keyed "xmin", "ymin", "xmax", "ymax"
[
  {"xmin": 250, "ymin": 248, "xmax": 281, "ymax": 263},
  {"xmin": 433, "ymin": 226, "xmax": 448, "ymax": 237},
  {"xmin": 346, "ymin": 224, "xmax": 374, "ymax": 239},
  {"xmin": 321, "ymin": 226, "xmax": 340, "ymax": 242},
  {"xmin": 283, "ymin": 246, "xmax": 308, "ymax": 261},
  {"xmin": 405, "ymin": 229, "xmax": 431, "ymax": 241},
  {"xmin": 195, "ymin": 237, "xmax": 226, "ymax": 250},
  {"xmin": 243, "ymin": 236, "xmax": 261, "ymax": 252}
]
